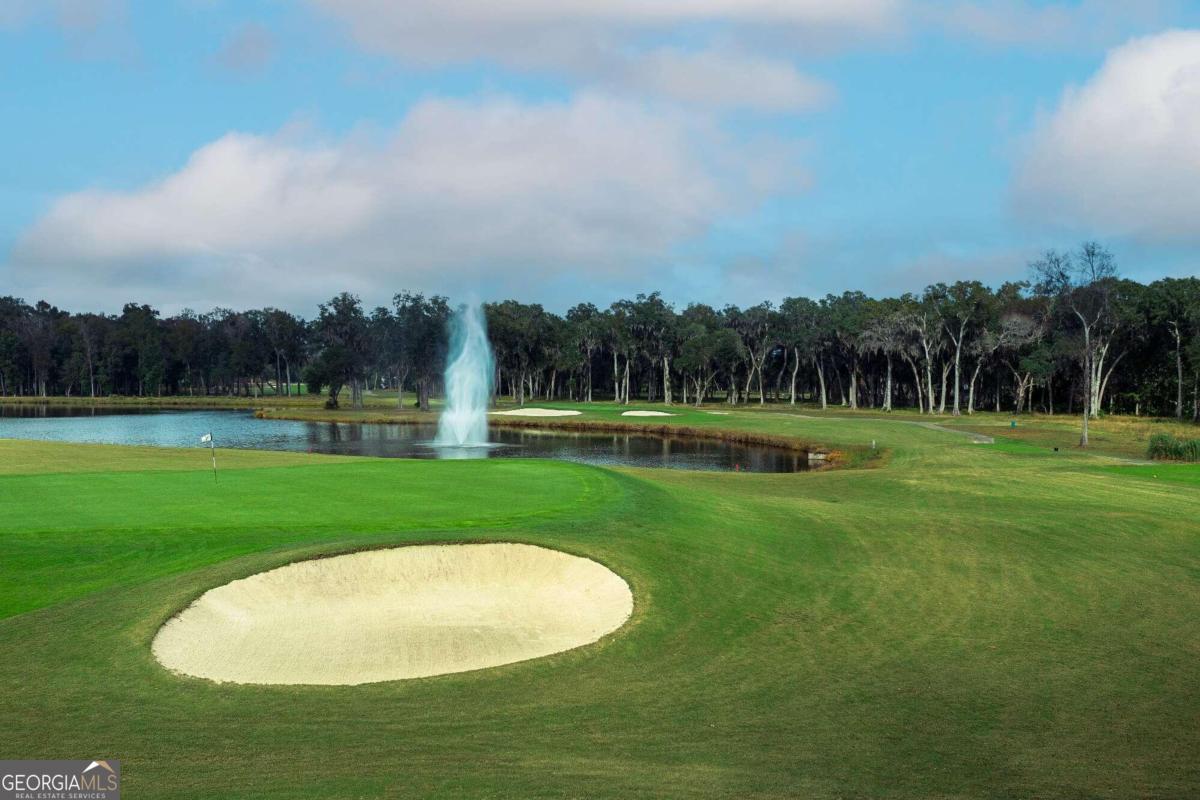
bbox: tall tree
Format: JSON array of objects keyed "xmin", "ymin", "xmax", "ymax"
[
  {"xmin": 604, "ymin": 304, "xmax": 634, "ymax": 404},
  {"xmin": 1147, "ymin": 278, "xmax": 1200, "ymax": 420},
  {"xmin": 1033, "ymin": 243, "xmax": 1121, "ymax": 446},
  {"xmin": 778, "ymin": 296, "xmax": 823, "ymax": 406},
  {"xmin": 900, "ymin": 295, "xmax": 942, "ymax": 414},
  {"xmin": 823, "ymin": 293, "xmax": 870, "ymax": 409},
  {"xmin": 627, "ymin": 293, "xmax": 678, "ymax": 405},
  {"xmin": 566, "ymin": 303, "xmax": 602, "ymax": 402},
  {"xmin": 163, "ymin": 312, "xmax": 203, "ymax": 396},
  {"xmin": 858, "ymin": 300, "xmax": 908, "ymax": 412},
  {"xmin": 306, "ymin": 293, "xmax": 369, "ymax": 409},
  {"xmin": 395, "ymin": 292, "xmax": 450, "ymax": 411},
  {"xmin": 927, "ymin": 281, "xmax": 990, "ymax": 415},
  {"xmin": 115, "ymin": 303, "xmax": 164, "ymax": 397},
  {"xmin": 726, "ymin": 302, "xmax": 775, "ymax": 405},
  {"xmin": 264, "ymin": 308, "xmax": 305, "ymax": 397}
]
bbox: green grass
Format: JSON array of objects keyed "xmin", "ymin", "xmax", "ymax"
[
  {"xmin": 1147, "ymin": 432, "xmax": 1200, "ymax": 462},
  {"xmin": 252, "ymin": 397, "xmax": 1199, "ymax": 461},
  {"xmin": 1, "ymin": 408, "xmax": 1198, "ymax": 798},
  {"xmin": 0, "ymin": 438, "xmax": 351, "ymax": 475},
  {"xmin": 0, "ymin": 456, "xmax": 613, "ymax": 618}
]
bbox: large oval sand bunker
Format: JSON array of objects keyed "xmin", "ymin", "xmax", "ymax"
[{"xmin": 152, "ymin": 543, "xmax": 633, "ymax": 686}]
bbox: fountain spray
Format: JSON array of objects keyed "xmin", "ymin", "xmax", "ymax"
[{"xmin": 435, "ymin": 303, "xmax": 495, "ymax": 447}]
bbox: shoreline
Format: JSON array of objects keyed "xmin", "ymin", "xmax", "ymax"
[
  {"xmin": 249, "ymin": 407, "xmax": 855, "ymax": 467},
  {"xmin": 0, "ymin": 395, "xmax": 861, "ymax": 467}
]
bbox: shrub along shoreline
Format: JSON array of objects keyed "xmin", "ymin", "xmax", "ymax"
[{"xmin": 1147, "ymin": 433, "xmax": 1200, "ymax": 462}]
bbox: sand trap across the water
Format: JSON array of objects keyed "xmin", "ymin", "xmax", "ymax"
[
  {"xmin": 621, "ymin": 410, "xmax": 675, "ymax": 417},
  {"xmin": 489, "ymin": 408, "xmax": 582, "ymax": 417},
  {"xmin": 152, "ymin": 543, "xmax": 632, "ymax": 686}
]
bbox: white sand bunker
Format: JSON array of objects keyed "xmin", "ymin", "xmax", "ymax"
[
  {"xmin": 152, "ymin": 543, "xmax": 632, "ymax": 686},
  {"xmin": 489, "ymin": 408, "xmax": 582, "ymax": 417},
  {"xmin": 621, "ymin": 410, "xmax": 676, "ymax": 417}
]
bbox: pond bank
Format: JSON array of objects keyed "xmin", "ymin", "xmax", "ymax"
[{"xmin": 252, "ymin": 406, "xmax": 863, "ymax": 467}]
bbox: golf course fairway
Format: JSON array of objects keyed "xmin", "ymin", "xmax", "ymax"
[{"xmin": 0, "ymin": 407, "xmax": 1197, "ymax": 798}]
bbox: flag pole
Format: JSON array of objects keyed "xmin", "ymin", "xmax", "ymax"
[{"xmin": 202, "ymin": 432, "xmax": 217, "ymax": 483}]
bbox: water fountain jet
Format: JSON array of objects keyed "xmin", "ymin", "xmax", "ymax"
[{"xmin": 435, "ymin": 303, "xmax": 495, "ymax": 449}]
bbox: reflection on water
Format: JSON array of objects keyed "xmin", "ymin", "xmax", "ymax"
[
  {"xmin": 0, "ymin": 404, "xmax": 167, "ymax": 417},
  {"xmin": 0, "ymin": 406, "xmax": 811, "ymax": 473}
]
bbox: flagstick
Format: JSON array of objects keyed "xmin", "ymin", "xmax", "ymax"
[{"xmin": 209, "ymin": 433, "xmax": 217, "ymax": 483}]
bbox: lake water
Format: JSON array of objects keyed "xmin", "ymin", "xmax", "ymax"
[{"xmin": 0, "ymin": 406, "xmax": 811, "ymax": 473}]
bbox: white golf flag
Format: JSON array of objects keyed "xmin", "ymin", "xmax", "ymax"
[{"xmin": 200, "ymin": 433, "xmax": 212, "ymax": 443}]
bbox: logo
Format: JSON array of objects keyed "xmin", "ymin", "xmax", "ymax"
[{"xmin": 1, "ymin": 760, "xmax": 120, "ymax": 799}]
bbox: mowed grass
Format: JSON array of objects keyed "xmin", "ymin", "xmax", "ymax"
[
  {"xmin": 0, "ymin": 438, "xmax": 346, "ymax": 475},
  {"xmin": 0, "ymin": 443, "xmax": 613, "ymax": 618},
  {"xmin": 255, "ymin": 396, "xmax": 1183, "ymax": 460},
  {"xmin": 0, "ymin": 409, "xmax": 1198, "ymax": 799}
]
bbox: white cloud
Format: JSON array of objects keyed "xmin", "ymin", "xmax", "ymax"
[
  {"xmin": 613, "ymin": 49, "xmax": 834, "ymax": 113},
  {"xmin": 0, "ymin": 0, "xmax": 136, "ymax": 62},
  {"xmin": 0, "ymin": 1, "xmax": 35, "ymax": 29},
  {"xmin": 7, "ymin": 94, "xmax": 806, "ymax": 312},
  {"xmin": 1013, "ymin": 29, "xmax": 1200, "ymax": 241},
  {"xmin": 308, "ymin": 0, "xmax": 899, "ymax": 58},
  {"xmin": 213, "ymin": 22, "xmax": 275, "ymax": 75},
  {"xmin": 305, "ymin": 0, "xmax": 894, "ymax": 111},
  {"xmin": 933, "ymin": 1, "xmax": 1182, "ymax": 48}
]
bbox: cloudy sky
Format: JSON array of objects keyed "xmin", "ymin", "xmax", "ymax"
[{"xmin": 2, "ymin": 0, "xmax": 1198, "ymax": 315}]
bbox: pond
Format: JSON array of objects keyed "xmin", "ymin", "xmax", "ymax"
[{"xmin": 0, "ymin": 406, "xmax": 813, "ymax": 473}]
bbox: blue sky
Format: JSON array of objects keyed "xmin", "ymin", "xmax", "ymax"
[{"xmin": 2, "ymin": 1, "xmax": 1198, "ymax": 314}]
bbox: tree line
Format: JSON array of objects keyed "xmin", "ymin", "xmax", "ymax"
[{"xmin": 2, "ymin": 243, "xmax": 1198, "ymax": 439}]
